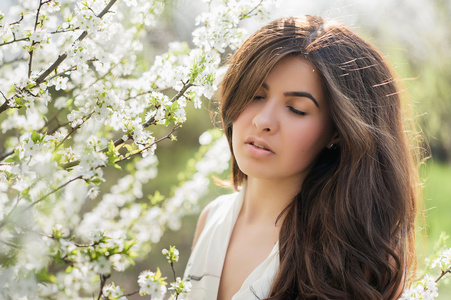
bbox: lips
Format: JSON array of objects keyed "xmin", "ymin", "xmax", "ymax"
[{"xmin": 245, "ymin": 137, "xmax": 274, "ymax": 154}]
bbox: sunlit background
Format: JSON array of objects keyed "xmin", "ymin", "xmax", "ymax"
[{"xmin": 1, "ymin": 0, "xmax": 450, "ymax": 298}]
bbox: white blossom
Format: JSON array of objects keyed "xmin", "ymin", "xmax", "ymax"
[
  {"xmin": 93, "ymin": 256, "xmax": 112, "ymax": 275},
  {"xmin": 54, "ymin": 76, "xmax": 69, "ymax": 91},
  {"xmin": 138, "ymin": 270, "xmax": 167, "ymax": 299},
  {"xmin": 29, "ymin": 28, "xmax": 48, "ymax": 43},
  {"xmin": 102, "ymin": 283, "xmax": 127, "ymax": 300}
]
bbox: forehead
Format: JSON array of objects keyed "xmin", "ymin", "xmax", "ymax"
[
  {"xmin": 262, "ymin": 56, "xmax": 326, "ymax": 106},
  {"xmin": 265, "ymin": 57, "xmax": 322, "ymax": 87}
]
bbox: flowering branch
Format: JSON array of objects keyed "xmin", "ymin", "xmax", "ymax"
[
  {"xmin": 35, "ymin": 0, "xmax": 117, "ymax": 85},
  {"xmin": 27, "ymin": 0, "xmax": 50, "ymax": 78},
  {"xmin": 54, "ymin": 112, "xmax": 94, "ymax": 151},
  {"xmin": 114, "ymin": 124, "xmax": 181, "ymax": 164},
  {"xmin": 28, "ymin": 175, "xmax": 84, "ymax": 209},
  {"xmin": 435, "ymin": 268, "xmax": 451, "ymax": 283},
  {"xmin": 143, "ymin": 81, "xmax": 193, "ymax": 127},
  {"xmin": 0, "ymin": 0, "xmax": 120, "ymax": 114},
  {"xmin": 0, "ymin": 27, "xmax": 79, "ymax": 48},
  {"xmin": 62, "ymin": 81, "xmax": 193, "ymax": 170},
  {"xmin": 0, "ymin": 1, "xmax": 276, "ymax": 298},
  {"xmin": 240, "ymin": 0, "xmax": 265, "ymax": 19},
  {"xmin": 97, "ymin": 274, "xmax": 111, "ymax": 300}
]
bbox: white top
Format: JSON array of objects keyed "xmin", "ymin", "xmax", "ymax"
[{"xmin": 184, "ymin": 185, "xmax": 280, "ymax": 299}]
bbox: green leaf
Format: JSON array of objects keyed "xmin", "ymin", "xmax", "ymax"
[
  {"xmin": 4, "ymin": 150, "xmax": 20, "ymax": 163},
  {"xmin": 31, "ymin": 130, "xmax": 41, "ymax": 143},
  {"xmin": 148, "ymin": 191, "xmax": 165, "ymax": 205},
  {"xmin": 26, "ymin": 82, "xmax": 36, "ymax": 90},
  {"xmin": 90, "ymin": 178, "xmax": 103, "ymax": 185},
  {"xmin": 14, "ymin": 96, "xmax": 23, "ymax": 106},
  {"xmin": 112, "ymin": 163, "xmax": 122, "ymax": 170}
]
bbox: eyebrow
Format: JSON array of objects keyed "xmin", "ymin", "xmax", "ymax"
[{"xmin": 262, "ymin": 82, "xmax": 319, "ymax": 108}]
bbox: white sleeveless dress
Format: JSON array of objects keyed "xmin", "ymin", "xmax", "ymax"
[{"xmin": 183, "ymin": 185, "xmax": 280, "ymax": 299}]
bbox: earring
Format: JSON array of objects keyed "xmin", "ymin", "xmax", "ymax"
[{"xmin": 329, "ymin": 143, "xmax": 337, "ymax": 150}]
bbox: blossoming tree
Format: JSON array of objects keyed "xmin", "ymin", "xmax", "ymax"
[{"xmin": 0, "ymin": 0, "xmax": 274, "ymax": 298}]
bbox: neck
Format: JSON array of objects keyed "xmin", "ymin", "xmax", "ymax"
[{"xmin": 240, "ymin": 176, "xmax": 301, "ymax": 225}]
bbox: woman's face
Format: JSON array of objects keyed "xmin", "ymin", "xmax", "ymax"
[{"xmin": 231, "ymin": 56, "xmax": 336, "ymax": 184}]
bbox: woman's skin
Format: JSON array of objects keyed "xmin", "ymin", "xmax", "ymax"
[{"xmin": 193, "ymin": 56, "xmax": 339, "ymax": 300}]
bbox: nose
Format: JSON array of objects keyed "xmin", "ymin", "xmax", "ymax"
[{"xmin": 252, "ymin": 100, "xmax": 278, "ymax": 133}]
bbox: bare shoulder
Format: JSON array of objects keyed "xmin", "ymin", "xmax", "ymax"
[
  {"xmin": 191, "ymin": 200, "xmax": 215, "ymax": 250},
  {"xmin": 191, "ymin": 192, "xmax": 238, "ymax": 249}
]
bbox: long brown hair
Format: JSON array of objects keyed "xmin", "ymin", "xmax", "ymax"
[{"xmin": 220, "ymin": 16, "xmax": 421, "ymax": 299}]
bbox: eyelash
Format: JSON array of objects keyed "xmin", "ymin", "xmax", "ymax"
[
  {"xmin": 252, "ymin": 96, "xmax": 306, "ymax": 116},
  {"xmin": 288, "ymin": 106, "xmax": 306, "ymax": 116}
]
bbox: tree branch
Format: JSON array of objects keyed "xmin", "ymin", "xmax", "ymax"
[
  {"xmin": 10, "ymin": 13, "xmax": 24, "ymax": 26},
  {"xmin": 54, "ymin": 112, "xmax": 94, "ymax": 151},
  {"xmin": 28, "ymin": 0, "xmax": 46, "ymax": 78},
  {"xmin": 97, "ymin": 274, "xmax": 111, "ymax": 300},
  {"xmin": 435, "ymin": 268, "xmax": 451, "ymax": 283},
  {"xmin": 27, "ymin": 175, "xmax": 84, "ymax": 209},
  {"xmin": 0, "ymin": 98, "xmax": 9, "ymax": 113},
  {"xmin": 0, "ymin": 150, "xmax": 14, "ymax": 162},
  {"xmin": 60, "ymin": 81, "xmax": 193, "ymax": 170},
  {"xmin": 123, "ymin": 290, "xmax": 139, "ymax": 297},
  {"xmin": 0, "ymin": 91, "xmax": 7, "ymax": 102},
  {"xmin": 114, "ymin": 124, "xmax": 181, "ymax": 164},
  {"xmin": 35, "ymin": 0, "xmax": 118, "ymax": 85},
  {"xmin": 46, "ymin": 65, "xmax": 78, "ymax": 82},
  {"xmin": 143, "ymin": 81, "xmax": 193, "ymax": 128},
  {"xmin": 240, "ymin": 0, "xmax": 264, "ymax": 19},
  {"xmin": 39, "ymin": 108, "xmax": 64, "ymax": 133},
  {"xmin": 0, "ymin": 28, "xmax": 79, "ymax": 48},
  {"xmin": 1, "ymin": 0, "xmax": 118, "ymax": 114}
]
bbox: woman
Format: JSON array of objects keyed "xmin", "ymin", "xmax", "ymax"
[{"xmin": 184, "ymin": 15, "xmax": 421, "ymax": 300}]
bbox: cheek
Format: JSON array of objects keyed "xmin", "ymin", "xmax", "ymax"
[{"xmin": 289, "ymin": 120, "xmax": 333, "ymax": 155}]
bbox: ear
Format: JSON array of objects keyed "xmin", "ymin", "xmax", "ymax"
[{"xmin": 327, "ymin": 132, "xmax": 340, "ymax": 149}]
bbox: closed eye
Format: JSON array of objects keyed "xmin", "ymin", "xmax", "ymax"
[
  {"xmin": 253, "ymin": 96, "xmax": 265, "ymax": 101},
  {"xmin": 288, "ymin": 106, "xmax": 306, "ymax": 116}
]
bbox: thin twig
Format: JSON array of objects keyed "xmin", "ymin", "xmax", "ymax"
[
  {"xmin": 97, "ymin": 274, "xmax": 111, "ymax": 300},
  {"xmin": 240, "ymin": 0, "xmax": 264, "ymax": 19},
  {"xmin": 123, "ymin": 86, "xmax": 172, "ymax": 102},
  {"xmin": 102, "ymin": 81, "xmax": 191, "ymax": 152},
  {"xmin": 0, "ymin": 91, "xmax": 7, "ymax": 101},
  {"xmin": 28, "ymin": 0, "xmax": 47, "ymax": 78},
  {"xmin": 143, "ymin": 81, "xmax": 193, "ymax": 128},
  {"xmin": 61, "ymin": 81, "xmax": 192, "ymax": 170},
  {"xmin": 27, "ymin": 175, "xmax": 84, "ymax": 209},
  {"xmin": 38, "ymin": 108, "xmax": 64, "ymax": 133},
  {"xmin": 10, "ymin": 13, "xmax": 24, "ymax": 26},
  {"xmin": 113, "ymin": 125, "xmax": 180, "ymax": 164},
  {"xmin": 435, "ymin": 268, "xmax": 451, "ymax": 283},
  {"xmin": 54, "ymin": 112, "xmax": 94, "ymax": 151},
  {"xmin": 0, "ymin": 195, "xmax": 20, "ymax": 229},
  {"xmin": 46, "ymin": 66, "xmax": 78, "ymax": 82},
  {"xmin": 35, "ymin": 0, "xmax": 118, "ymax": 85},
  {"xmin": 123, "ymin": 290, "xmax": 139, "ymax": 297},
  {"xmin": 0, "ymin": 28, "xmax": 79, "ymax": 48},
  {"xmin": 0, "ymin": 37, "xmax": 29, "ymax": 47},
  {"xmin": 0, "ymin": 98, "xmax": 9, "ymax": 113},
  {"xmin": 0, "ymin": 150, "xmax": 14, "ymax": 162},
  {"xmin": 171, "ymin": 261, "xmax": 177, "ymax": 282},
  {"xmin": 0, "ymin": 239, "xmax": 19, "ymax": 248}
]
